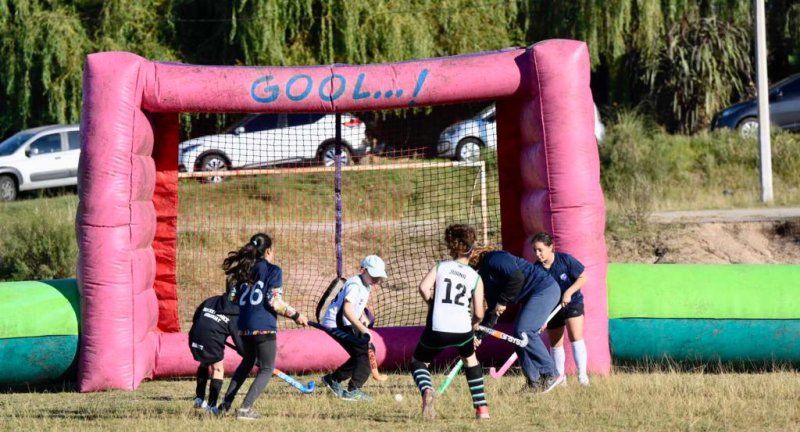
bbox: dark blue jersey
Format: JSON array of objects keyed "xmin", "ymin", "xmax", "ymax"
[
  {"xmin": 538, "ymin": 252, "xmax": 585, "ymax": 305},
  {"xmin": 478, "ymin": 250, "xmax": 556, "ymax": 307},
  {"xmin": 189, "ymin": 294, "xmax": 244, "ymax": 356},
  {"xmin": 237, "ymin": 259, "xmax": 283, "ymax": 333}
]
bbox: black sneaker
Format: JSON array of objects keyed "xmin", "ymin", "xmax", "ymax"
[
  {"xmin": 214, "ymin": 401, "xmax": 231, "ymax": 417},
  {"xmin": 518, "ymin": 378, "xmax": 540, "ymax": 393}
]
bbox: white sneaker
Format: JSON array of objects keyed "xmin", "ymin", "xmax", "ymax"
[
  {"xmin": 558, "ymin": 374, "xmax": 568, "ymax": 386},
  {"xmin": 578, "ymin": 375, "xmax": 590, "ymax": 386},
  {"xmin": 193, "ymin": 397, "xmax": 207, "ymax": 409}
]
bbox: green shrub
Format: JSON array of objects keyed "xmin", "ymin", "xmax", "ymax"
[
  {"xmin": 601, "ymin": 108, "xmax": 800, "ymax": 212},
  {"xmin": 0, "ymin": 198, "xmax": 77, "ymax": 281}
]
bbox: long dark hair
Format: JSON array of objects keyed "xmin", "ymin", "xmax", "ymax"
[
  {"xmin": 444, "ymin": 224, "xmax": 477, "ymax": 259},
  {"xmin": 222, "ymin": 233, "xmax": 272, "ymax": 286}
]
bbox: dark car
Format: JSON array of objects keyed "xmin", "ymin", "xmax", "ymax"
[{"xmin": 710, "ymin": 73, "xmax": 800, "ymax": 137}]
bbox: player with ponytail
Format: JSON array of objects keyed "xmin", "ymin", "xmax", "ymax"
[
  {"xmin": 410, "ymin": 224, "xmax": 489, "ymax": 420},
  {"xmin": 216, "ymin": 233, "xmax": 309, "ymax": 420}
]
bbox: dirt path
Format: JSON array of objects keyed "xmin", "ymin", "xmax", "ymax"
[
  {"xmin": 608, "ymin": 209, "xmax": 800, "ymax": 264},
  {"xmin": 651, "ymin": 207, "xmax": 800, "ymax": 224}
]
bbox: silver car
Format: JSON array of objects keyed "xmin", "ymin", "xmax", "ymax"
[
  {"xmin": 0, "ymin": 124, "xmax": 81, "ymax": 201},
  {"xmin": 437, "ymin": 104, "xmax": 606, "ymax": 162}
]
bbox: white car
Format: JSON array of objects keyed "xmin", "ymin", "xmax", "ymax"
[
  {"xmin": 0, "ymin": 124, "xmax": 81, "ymax": 201},
  {"xmin": 436, "ymin": 104, "xmax": 606, "ymax": 162},
  {"xmin": 179, "ymin": 113, "xmax": 370, "ymax": 182}
]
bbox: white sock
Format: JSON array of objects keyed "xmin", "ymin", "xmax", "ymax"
[
  {"xmin": 572, "ymin": 339, "xmax": 588, "ymax": 378},
  {"xmin": 552, "ymin": 346, "xmax": 565, "ymax": 377}
]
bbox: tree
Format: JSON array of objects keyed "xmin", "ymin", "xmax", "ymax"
[{"xmin": 0, "ymin": 0, "xmax": 90, "ymax": 137}]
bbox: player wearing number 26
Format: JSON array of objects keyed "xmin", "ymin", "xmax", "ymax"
[
  {"xmin": 410, "ymin": 224, "xmax": 490, "ymax": 420},
  {"xmin": 217, "ymin": 233, "xmax": 309, "ymax": 420}
]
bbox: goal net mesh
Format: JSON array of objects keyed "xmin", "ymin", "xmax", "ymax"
[{"xmin": 176, "ymin": 105, "xmax": 500, "ymax": 330}]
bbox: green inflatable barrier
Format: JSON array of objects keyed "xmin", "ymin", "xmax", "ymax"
[
  {"xmin": 608, "ymin": 264, "xmax": 800, "ymax": 319},
  {"xmin": 0, "ymin": 279, "xmax": 80, "ymax": 386},
  {"xmin": 610, "ymin": 319, "xmax": 800, "ymax": 363},
  {"xmin": 0, "ymin": 336, "xmax": 79, "ymax": 385}
]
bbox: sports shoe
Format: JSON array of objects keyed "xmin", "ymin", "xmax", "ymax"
[
  {"xmin": 421, "ymin": 389, "xmax": 436, "ymax": 420},
  {"xmin": 236, "ymin": 408, "xmax": 261, "ymax": 421},
  {"xmin": 342, "ymin": 388, "xmax": 372, "ymax": 401},
  {"xmin": 192, "ymin": 397, "xmax": 207, "ymax": 409},
  {"xmin": 518, "ymin": 378, "xmax": 540, "ymax": 393},
  {"xmin": 322, "ymin": 374, "xmax": 344, "ymax": 398},
  {"xmin": 540, "ymin": 374, "xmax": 566, "ymax": 394},
  {"xmin": 203, "ymin": 405, "xmax": 219, "ymax": 415},
  {"xmin": 578, "ymin": 375, "xmax": 590, "ymax": 386},
  {"xmin": 214, "ymin": 401, "xmax": 231, "ymax": 417},
  {"xmin": 558, "ymin": 374, "xmax": 568, "ymax": 386},
  {"xmin": 475, "ymin": 405, "xmax": 490, "ymax": 419}
]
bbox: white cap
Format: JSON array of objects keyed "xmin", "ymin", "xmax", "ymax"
[{"xmin": 361, "ymin": 255, "xmax": 387, "ymax": 278}]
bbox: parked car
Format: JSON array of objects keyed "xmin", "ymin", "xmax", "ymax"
[
  {"xmin": 0, "ymin": 124, "xmax": 80, "ymax": 201},
  {"xmin": 178, "ymin": 113, "xmax": 370, "ymax": 183},
  {"xmin": 710, "ymin": 73, "xmax": 800, "ymax": 137},
  {"xmin": 436, "ymin": 103, "xmax": 606, "ymax": 162}
]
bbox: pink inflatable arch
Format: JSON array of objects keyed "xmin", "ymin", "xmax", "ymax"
[{"xmin": 77, "ymin": 40, "xmax": 608, "ymax": 391}]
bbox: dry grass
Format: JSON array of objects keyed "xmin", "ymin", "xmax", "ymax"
[{"xmin": 2, "ymin": 369, "xmax": 798, "ymax": 432}]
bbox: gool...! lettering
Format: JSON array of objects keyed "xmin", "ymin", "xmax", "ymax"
[{"xmin": 251, "ymin": 69, "xmax": 428, "ymax": 106}]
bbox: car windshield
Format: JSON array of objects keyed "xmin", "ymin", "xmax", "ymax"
[{"xmin": 0, "ymin": 131, "xmax": 34, "ymax": 156}]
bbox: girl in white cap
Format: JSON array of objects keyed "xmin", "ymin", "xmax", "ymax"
[{"xmin": 320, "ymin": 255, "xmax": 387, "ymax": 401}]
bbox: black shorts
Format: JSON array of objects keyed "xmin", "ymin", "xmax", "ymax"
[
  {"xmin": 189, "ymin": 336, "xmax": 226, "ymax": 364},
  {"xmin": 413, "ymin": 328, "xmax": 474, "ymax": 363},
  {"xmin": 546, "ymin": 302, "xmax": 584, "ymax": 330}
]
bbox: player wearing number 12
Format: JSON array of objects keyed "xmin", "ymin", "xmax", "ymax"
[
  {"xmin": 217, "ymin": 233, "xmax": 309, "ymax": 421},
  {"xmin": 410, "ymin": 224, "xmax": 489, "ymax": 420}
]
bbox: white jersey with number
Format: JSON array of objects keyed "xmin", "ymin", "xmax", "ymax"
[
  {"xmin": 321, "ymin": 274, "xmax": 370, "ymax": 328},
  {"xmin": 431, "ymin": 260, "xmax": 480, "ymax": 333}
]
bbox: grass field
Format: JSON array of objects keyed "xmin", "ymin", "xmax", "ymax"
[{"xmin": 2, "ymin": 369, "xmax": 798, "ymax": 432}]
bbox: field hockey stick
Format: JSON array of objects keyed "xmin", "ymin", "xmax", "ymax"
[
  {"xmin": 308, "ymin": 321, "xmax": 369, "ymax": 346},
  {"xmin": 476, "ymin": 326, "xmax": 529, "ymax": 347},
  {"xmin": 315, "ymin": 277, "xmax": 345, "ymax": 322},
  {"xmin": 436, "ymin": 359, "xmax": 464, "ymax": 395},
  {"xmin": 368, "ymin": 343, "xmax": 388, "ymax": 382},
  {"xmin": 272, "ymin": 368, "xmax": 316, "ymax": 394},
  {"xmin": 488, "ymin": 305, "xmax": 564, "ymax": 379},
  {"xmin": 489, "ymin": 352, "xmax": 518, "ymax": 379},
  {"xmin": 538, "ymin": 304, "xmax": 563, "ymax": 334}
]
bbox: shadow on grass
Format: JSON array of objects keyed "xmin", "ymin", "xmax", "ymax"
[{"xmin": 0, "ymin": 380, "xmax": 77, "ymax": 394}]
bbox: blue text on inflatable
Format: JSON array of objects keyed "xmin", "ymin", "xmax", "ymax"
[{"xmin": 251, "ymin": 69, "xmax": 428, "ymax": 106}]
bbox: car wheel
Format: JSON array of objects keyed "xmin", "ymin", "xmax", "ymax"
[
  {"xmin": 737, "ymin": 117, "xmax": 759, "ymax": 139},
  {"xmin": 0, "ymin": 175, "xmax": 17, "ymax": 201},
  {"xmin": 199, "ymin": 153, "xmax": 229, "ymax": 184},
  {"xmin": 319, "ymin": 143, "xmax": 352, "ymax": 167},
  {"xmin": 455, "ymin": 138, "xmax": 483, "ymax": 162}
]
